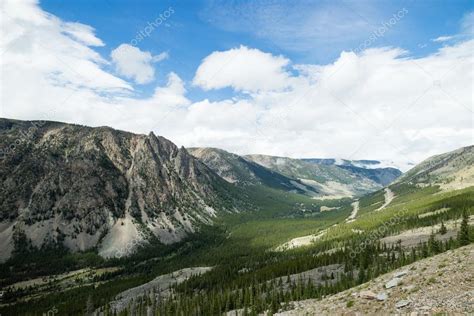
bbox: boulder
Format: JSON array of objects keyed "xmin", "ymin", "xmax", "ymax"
[
  {"xmin": 394, "ymin": 270, "xmax": 409, "ymax": 278},
  {"xmin": 385, "ymin": 277, "xmax": 402, "ymax": 289},
  {"xmin": 395, "ymin": 300, "xmax": 411, "ymax": 308},
  {"xmin": 376, "ymin": 292, "xmax": 388, "ymax": 301},
  {"xmin": 360, "ymin": 290, "xmax": 377, "ymax": 300}
]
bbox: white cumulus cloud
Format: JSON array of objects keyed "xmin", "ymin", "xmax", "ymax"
[
  {"xmin": 193, "ymin": 45, "xmax": 291, "ymax": 93},
  {"xmin": 111, "ymin": 44, "xmax": 167, "ymax": 84},
  {"xmin": 1, "ymin": 0, "xmax": 472, "ymax": 168},
  {"xmin": 62, "ymin": 22, "xmax": 105, "ymax": 46}
]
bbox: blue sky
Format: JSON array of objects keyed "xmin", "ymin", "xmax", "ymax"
[
  {"xmin": 41, "ymin": 0, "xmax": 473, "ymax": 100},
  {"xmin": 2, "ymin": 0, "xmax": 473, "ymax": 166}
]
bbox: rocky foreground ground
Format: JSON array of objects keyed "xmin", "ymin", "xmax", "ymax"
[{"xmin": 276, "ymin": 244, "xmax": 474, "ymax": 315}]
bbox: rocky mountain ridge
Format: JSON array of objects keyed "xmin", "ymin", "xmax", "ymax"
[
  {"xmin": 303, "ymin": 158, "xmax": 403, "ymax": 186},
  {"xmin": 187, "ymin": 147, "xmax": 317, "ymax": 194},
  {"xmin": 303, "ymin": 158, "xmax": 415, "ymax": 173},
  {"xmin": 245, "ymin": 154, "xmax": 386, "ymax": 197},
  {"xmin": 190, "ymin": 148, "xmax": 404, "ymax": 198},
  {"xmin": 0, "ymin": 119, "xmax": 238, "ymax": 261}
]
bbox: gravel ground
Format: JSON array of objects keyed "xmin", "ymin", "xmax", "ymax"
[{"xmin": 276, "ymin": 244, "xmax": 474, "ymax": 315}]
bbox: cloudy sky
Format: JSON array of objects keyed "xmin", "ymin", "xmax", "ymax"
[{"xmin": 1, "ymin": 0, "xmax": 473, "ymax": 170}]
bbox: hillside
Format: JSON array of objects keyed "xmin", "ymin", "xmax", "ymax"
[
  {"xmin": 189, "ymin": 148, "xmax": 402, "ymax": 199},
  {"xmin": 0, "ymin": 119, "xmax": 240, "ymax": 262},
  {"xmin": 303, "ymin": 158, "xmax": 414, "ymax": 173},
  {"xmin": 303, "ymin": 158, "xmax": 403, "ymax": 186},
  {"xmin": 187, "ymin": 147, "xmax": 316, "ymax": 194},
  {"xmin": 395, "ymin": 145, "xmax": 474, "ymax": 191},
  {"xmin": 337, "ymin": 165, "xmax": 401, "ymax": 187},
  {"xmin": 0, "ymin": 142, "xmax": 472, "ymax": 315},
  {"xmin": 273, "ymin": 144, "xmax": 474, "ymax": 252},
  {"xmin": 277, "ymin": 244, "xmax": 474, "ymax": 315},
  {"xmin": 245, "ymin": 154, "xmax": 383, "ymax": 197}
]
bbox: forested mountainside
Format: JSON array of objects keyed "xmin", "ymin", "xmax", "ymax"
[
  {"xmin": 187, "ymin": 147, "xmax": 317, "ymax": 194},
  {"xmin": 0, "ymin": 119, "xmax": 241, "ymax": 261},
  {"xmin": 303, "ymin": 158, "xmax": 403, "ymax": 186},
  {"xmin": 277, "ymin": 244, "xmax": 474, "ymax": 315},
  {"xmin": 190, "ymin": 148, "xmax": 403, "ymax": 197},
  {"xmin": 303, "ymin": 157, "xmax": 414, "ymax": 173},
  {"xmin": 245, "ymin": 154, "xmax": 385, "ymax": 197}
]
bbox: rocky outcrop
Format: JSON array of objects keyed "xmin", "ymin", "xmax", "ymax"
[{"xmin": 0, "ymin": 119, "xmax": 238, "ymax": 261}]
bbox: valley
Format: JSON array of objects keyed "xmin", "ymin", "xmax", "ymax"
[
  {"xmin": 0, "ymin": 119, "xmax": 472, "ymax": 315},
  {"xmin": 2, "ymin": 0, "xmax": 473, "ymax": 314}
]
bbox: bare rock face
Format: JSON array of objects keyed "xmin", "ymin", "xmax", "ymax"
[{"xmin": 0, "ymin": 119, "xmax": 237, "ymax": 261}]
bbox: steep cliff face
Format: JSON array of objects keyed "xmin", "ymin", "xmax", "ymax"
[{"xmin": 0, "ymin": 119, "xmax": 236, "ymax": 261}]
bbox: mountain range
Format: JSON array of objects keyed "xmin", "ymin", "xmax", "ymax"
[
  {"xmin": 0, "ymin": 118, "xmax": 472, "ymax": 315},
  {"xmin": 0, "ymin": 118, "xmax": 470, "ymax": 265},
  {"xmin": 0, "ymin": 119, "xmax": 240, "ymax": 261}
]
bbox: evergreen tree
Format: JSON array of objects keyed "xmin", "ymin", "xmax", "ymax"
[
  {"xmin": 458, "ymin": 212, "xmax": 470, "ymax": 246},
  {"xmin": 86, "ymin": 294, "xmax": 94, "ymax": 316},
  {"xmin": 428, "ymin": 231, "xmax": 440, "ymax": 254},
  {"xmin": 439, "ymin": 221, "xmax": 447, "ymax": 235}
]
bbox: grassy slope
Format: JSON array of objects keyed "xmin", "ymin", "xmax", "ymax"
[
  {"xmin": 302, "ymin": 185, "xmax": 474, "ymax": 250},
  {"xmin": 357, "ymin": 189, "xmax": 385, "ymax": 216}
]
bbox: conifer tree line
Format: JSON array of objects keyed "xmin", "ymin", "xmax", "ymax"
[
  {"xmin": 100, "ymin": 211, "xmax": 472, "ymax": 316},
  {"xmin": 0, "ymin": 197, "xmax": 471, "ymax": 315}
]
